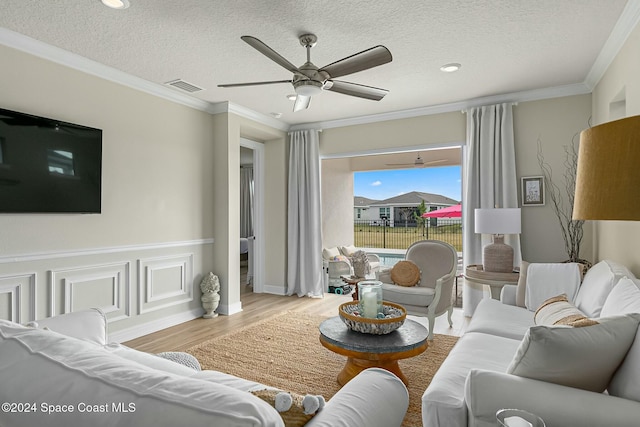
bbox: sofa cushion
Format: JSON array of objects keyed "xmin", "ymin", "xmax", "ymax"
[
  {"xmin": 322, "ymin": 247, "xmax": 341, "ymax": 260},
  {"xmin": 601, "ymin": 277, "xmax": 640, "ymax": 317},
  {"xmin": 0, "ymin": 320, "xmax": 283, "ymax": 427},
  {"xmin": 31, "ymin": 308, "xmax": 107, "ymax": 346},
  {"xmin": 609, "ymin": 323, "xmax": 640, "ymax": 402},
  {"xmin": 422, "ymin": 332, "xmax": 521, "ymax": 427},
  {"xmin": 339, "ymin": 245, "xmax": 358, "ymax": 257},
  {"xmin": 575, "ymin": 260, "xmax": 635, "ymax": 318},
  {"xmin": 534, "ymin": 294, "xmax": 598, "ymax": 327},
  {"xmin": 465, "ymin": 298, "xmax": 534, "ymax": 341},
  {"xmin": 381, "ymin": 283, "xmax": 434, "ymax": 307},
  {"xmin": 525, "ymin": 263, "xmax": 581, "ymax": 311},
  {"xmin": 105, "ymin": 343, "xmax": 201, "ymax": 376},
  {"xmin": 506, "ymin": 314, "xmax": 640, "ymax": 393}
]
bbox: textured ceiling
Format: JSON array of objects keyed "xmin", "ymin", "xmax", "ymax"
[{"xmin": 0, "ymin": 0, "xmax": 634, "ymax": 126}]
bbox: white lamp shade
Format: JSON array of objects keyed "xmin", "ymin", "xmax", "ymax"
[{"xmin": 475, "ymin": 208, "xmax": 521, "ymax": 234}]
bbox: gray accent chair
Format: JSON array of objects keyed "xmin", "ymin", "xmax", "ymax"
[{"xmin": 376, "ymin": 240, "xmax": 458, "ymax": 340}]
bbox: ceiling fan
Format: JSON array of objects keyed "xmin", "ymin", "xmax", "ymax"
[
  {"xmin": 218, "ymin": 34, "xmax": 392, "ymax": 112},
  {"xmin": 385, "ymin": 153, "xmax": 447, "ymax": 168}
]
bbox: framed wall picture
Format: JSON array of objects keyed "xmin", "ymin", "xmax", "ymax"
[{"xmin": 521, "ymin": 176, "xmax": 545, "ymax": 206}]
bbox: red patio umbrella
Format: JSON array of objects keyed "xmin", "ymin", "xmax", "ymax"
[{"xmin": 422, "ymin": 204, "xmax": 462, "ymax": 218}]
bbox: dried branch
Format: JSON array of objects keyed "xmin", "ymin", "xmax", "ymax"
[{"xmin": 537, "ymin": 133, "xmax": 586, "ymax": 264}]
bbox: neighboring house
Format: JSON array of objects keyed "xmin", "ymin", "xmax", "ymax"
[{"xmin": 355, "ymin": 191, "xmax": 459, "ymax": 226}]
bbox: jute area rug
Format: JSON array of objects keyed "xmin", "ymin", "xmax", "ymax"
[{"xmin": 185, "ymin": 311, "xmax": 458, "ymax": 427}]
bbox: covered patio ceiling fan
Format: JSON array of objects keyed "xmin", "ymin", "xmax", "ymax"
[
  {"xmin": 218, "ymin": 34, "xmax": 392, "ymax": 112},
  {"xmin": 385, "ymin": 153, "xmax": 447, "ymax": 168}
]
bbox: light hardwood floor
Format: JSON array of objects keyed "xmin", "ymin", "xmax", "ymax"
[{"xmin": 124, "ymin": 276, "xmax": 470, "ymax": 353}]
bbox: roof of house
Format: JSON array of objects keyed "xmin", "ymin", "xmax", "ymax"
[
  {"xmin": 367, "ymin": 191, "xmax": 459, "ymax": 206},
  {"xmin": 354, "ymin": 196, "xmax": 380, "ymax": 207}
]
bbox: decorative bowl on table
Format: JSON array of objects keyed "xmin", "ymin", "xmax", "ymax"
[{"xmin": 338, "ymin": 301, "xmax": 407, "ymax": 335}]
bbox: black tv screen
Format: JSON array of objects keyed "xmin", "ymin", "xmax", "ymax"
[{"xmin": 0, "ymin": 108, "xmax": 102, "ymax": 213}]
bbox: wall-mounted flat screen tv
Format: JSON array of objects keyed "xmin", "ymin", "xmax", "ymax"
[{"xmin": 0, "ymin": 108, "xmax": 102, "ymax": 213}]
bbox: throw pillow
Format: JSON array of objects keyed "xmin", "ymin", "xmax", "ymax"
[
  {"xmin": 506, "ymin": 314, "xmax": 640, "ymax": 393},
  {"xmin": 332, "ymin": 255, "xmax": 350, "ymax": 263},
  {"xmin": 574, "ymin": 260, "xmax": 635, "ymax": 317},
  {"xmin": 515, "ymin": 261, "xmax": 529, "ymax": 307},
  {"xmin": 322, "ymin": 247, "xmax": 341, "ymax": 261},
  {"xmin": 390, "ymin": 260, "xmax": 421, "ymax": 287},
  {"xmin": 250, "ymin": 389, "xmax": 326, "ymax": 427},
  {"xmin": 601, "ymin": 277, "xmax": 640, "ymax": 317},
  {"xmin": 534, "ymin": 294, "xmax": 599, "ymax": 327},
  {"xmin": 339, "ymin": 245, "xmax": 358, "ymax": 257}
]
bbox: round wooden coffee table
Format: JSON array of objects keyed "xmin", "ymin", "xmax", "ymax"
[{"xmin": 319, "ymin": 317, "xmax": 428, "ymax": 386}]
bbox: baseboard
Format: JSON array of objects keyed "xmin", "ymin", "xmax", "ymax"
[
  {"xmin": 108, "ymin": 307, "xmax": 204, "ymax": 343},
  {"xmin": 217, "ymin": 301, "xmax": 243, "ymax": 316}
]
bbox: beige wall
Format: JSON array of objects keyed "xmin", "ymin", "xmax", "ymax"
[
  {"xmin": 0, "ymin": 44, "xmax": 288, "ymax": 339},
  {"xmin": 321, "ymin": 158, "xmax": 354, "ymax": 248},
  {"xmin": 591, "ymin": 20, "xmax": 640, "ymax": 274},
  {"xmin": 0, "ymin": 44, "xmax": 218, "ymax": 337},
  {"xmin": 513, "ymin": 95, "xmax": 593, "ymax": 262}
]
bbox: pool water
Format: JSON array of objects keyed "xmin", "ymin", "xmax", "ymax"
[{"xmin": 375, "ymin": 253, "xmax": 404, "ymax": 268}]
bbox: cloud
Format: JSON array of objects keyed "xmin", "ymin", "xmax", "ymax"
[{"xmin": 371, "ymin": 180, "xmax": 382, "ymax": 186}]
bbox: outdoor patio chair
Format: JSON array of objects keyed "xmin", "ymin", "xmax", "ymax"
[{"xmin": 376, "ymin": 240, "xmax": 457, "ymax": 340}]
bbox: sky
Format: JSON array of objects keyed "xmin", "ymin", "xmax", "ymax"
[{"xmin": 354, "ymin": 166, "xmax": 462, "ymax": 202}]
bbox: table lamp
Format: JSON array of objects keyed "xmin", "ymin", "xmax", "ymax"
[
  {"xmin": 573, "ymin": 115, "xmax": 640, "ymax": 220},
  {"xmin": 474, "ymin": 208, "xmax": 521, "ymax": 273}
]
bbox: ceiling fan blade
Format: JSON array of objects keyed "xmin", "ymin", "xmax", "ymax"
[
  {"xmin": 319, "ymin": 45, "xmax": 392, "ymax": 78},
  {"xmin": 241, "ymin": 36, "xmax": 301, "ymax": 74},
  {"xmin": 293, "ymin": 95, "xmax": 311, "ymax": 112},
  {"xmin": 218, "ymin": 80, "xmax": 292, "ymax": 88},
  {"xmin": 324, "ymin": 80, "xmax": 388, "ymax": 101}
]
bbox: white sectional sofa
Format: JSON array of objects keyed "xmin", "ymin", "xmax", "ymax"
[
  {"xmin": 0, "ymin": 309, "xmax": 409, "ymax": 427},
  {"xmin": 422, "ymin": 260, "xmax": 640, "ymax": 427}
]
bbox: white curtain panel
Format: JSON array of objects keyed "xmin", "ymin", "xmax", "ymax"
[
  {"xmin": 240, "ymin": 166, "xmax": 254, "ymax": 238},
  {"xmin": 287, "ymin": 129, "xmax": 324, "ymax": 297},
  {"xmin": 463, "ymin": 103, "xmax": 522, "ymax": 316}
]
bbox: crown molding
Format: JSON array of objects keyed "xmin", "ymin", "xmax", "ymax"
[
  {"xmin": 584, "ymin": 0, "xmax": 640, "ymax": 89},
  {"xmin": 291, "ymin": 82, "xmax": 591, "ymax": 131}
]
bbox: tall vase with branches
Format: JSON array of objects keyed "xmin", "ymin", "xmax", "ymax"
[{"xmin": 537, "ymin": 132, "xmax": 590, "ymax": 267}]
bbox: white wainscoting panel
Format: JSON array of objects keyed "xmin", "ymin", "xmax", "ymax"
[
  {"xmin": 49, "ymin": 262, "xmax": 131, "ymax": 322},
  {"xmin": 138, "ymin": 253, "xmax": 193, "ymax": 314},
  {"xmin": 0, "ymin": 273, "xmax": 36, "ymax": 323}
]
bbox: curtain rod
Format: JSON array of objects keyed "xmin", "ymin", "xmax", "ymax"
[{"xmin": 460, "ymin": 102, "xmax": 518, "ymax": 114}]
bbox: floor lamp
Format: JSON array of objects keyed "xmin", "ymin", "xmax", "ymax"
[
  {"xmin": 573, "ymin": 115, "xmax": 640, "ymax": 220},
  {"xmin": 475, "ymin": 208, "xmax": 522, "ymax": 273}
]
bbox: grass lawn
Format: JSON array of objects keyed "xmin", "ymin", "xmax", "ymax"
[{"xmin": 354, "ymin": 224, "xmax": 462, "ymax": 251}]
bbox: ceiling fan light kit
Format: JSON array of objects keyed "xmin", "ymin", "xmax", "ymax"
[
  {"xmin": 100, "ymin": 0, "xmax": 130, "ymax": 9},
  {"xmin": 218, "ymin": 33, "xmax": 392, "ymax": 112}
]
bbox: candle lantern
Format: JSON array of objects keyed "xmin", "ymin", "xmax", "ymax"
[{"xmin": 357, "ymin": 281, "xmax": 383, "ymax": 318}]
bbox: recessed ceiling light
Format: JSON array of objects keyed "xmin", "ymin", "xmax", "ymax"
[
  {"xmin": 286, "ymin": 94, "xmax": 297, "ymax": 101},
  {"xmin": 101, "ymin": 0, "xmax": 130, "ymax": 9},
  {"xmin": 440, "ymin": 63, "xmax": 461, "ymax": 73}
]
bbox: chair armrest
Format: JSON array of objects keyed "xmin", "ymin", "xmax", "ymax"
[
  {"xmin": 376, "ymin": 268, "xmax": 392, "ymax": 283},
  {"xmin": 500, "ymin": 284, "xmax": 518, "ymax": 305},
  {"xmin": 465, "ymin": 369, "xmax": 640, "ymax": 427},
  {"xmin": 366, "ymin": 253, "xmax": 381, "ymax": 263},
  {"xmin": 327, "ymin": 260, "xmax": 352, "ymax": 277},
  {"xmin": 307, "ymin": 368, "xmax": 408, "ymax": 427},
  {"xmin": 32, "ymin": 308, "xmax": 108, "ymax": 345}
]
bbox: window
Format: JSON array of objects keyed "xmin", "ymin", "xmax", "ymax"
[
  {"xmin": 379, "ymin": 207, "xmax": 390, "ymax": 219},
  {"xmin": 356, "ymin": 208, "xmax": 361, "ymax": 219}
]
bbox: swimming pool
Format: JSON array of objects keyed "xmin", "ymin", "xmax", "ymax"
[{"xmin": 373, "ymin": 252, "xmax": 404, "ymax": 268}]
